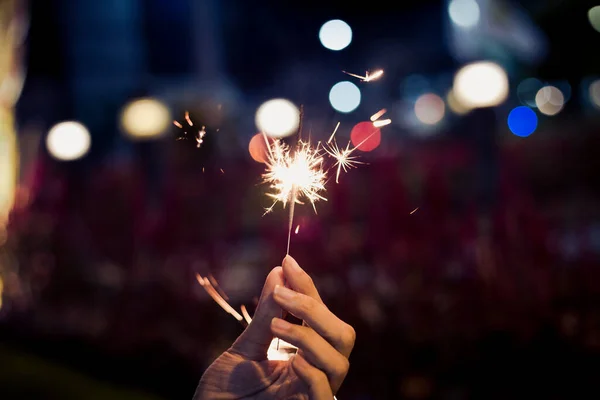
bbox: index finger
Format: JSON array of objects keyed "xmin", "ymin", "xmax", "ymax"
[{"xmin": 282, "ymin": 255, "xmax": 322, "ymax": 303}]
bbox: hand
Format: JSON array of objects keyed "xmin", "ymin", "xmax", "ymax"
[{"xmin": 193, "ymin": 255, "xmax": 355, "ymax": 400}]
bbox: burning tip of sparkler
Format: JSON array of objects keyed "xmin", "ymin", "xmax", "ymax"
[
  {"xmin": 262, "ymin": 138, "xmax": 328, "ymax": 214},
  {"xmin": 410, "ymin": 207, "xmax": 419, "ymax": 215}
]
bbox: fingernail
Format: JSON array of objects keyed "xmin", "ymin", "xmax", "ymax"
[
  {"xmin": 271, "ymin": 317, "xmax": 290, "ymax": 331},
  {"xmin": 283, "ymin": 255, "xmax": 300, "ymax": 271},
  {"xmin": 274, "ymin": 284, "xmax": 295, "ymax": 301}
]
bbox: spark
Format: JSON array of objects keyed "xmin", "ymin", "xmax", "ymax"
[
  {"xmin": 410, "ymin": 207, "xmax": 419, "ymax": 215},
  {"xmin": 196, "ymin": 126, "xmax": 206, "ymax": 148},
  {"xmin": 370, "ymin": 108, "xmax": 387, "ymax": 121},
  {"xmin": 240, "ymin": 305, "xmax": 252, "ymax": 324},
  {"xmin": 174, "ymin": 112, "xmax": 207, "ymax": 149},
  {"xmin": 196, "ymin": 274, "xmax": 243, "ymax": 322},
  {"xmin": 327, "ymin": 122, "xmax": 341, "ymax": 144},
  {"xmin": 342, "ymin": 69, "xmax": 384, "ymax": 82},
  {"xmin": 295, "ymin": 225, "xmax": 300, "ymax": 234},
  {"xmin": 208, "ymin": 273, "xmax": 229, "ymax": 301},
  {"xmin": 324, "ymin": 140, "xmax": 363, "ymax": 184},
  {"xmin": 220, "ymin": 168, "xmax": 225, "ymax": 174},
  {"xmin": 195, "ymin": 273, "xmax": 298, "ymax": 361},
  {"xmin": 185, "ymin": 111, "xmax": 193, "ymax": 126},
  {"xmin": 262, "ymin": 136, "xmax": 327, "ymax": 216},
  {"xmin": 373, "ymin": 118, "xmax": 391, "ymax": 128}
]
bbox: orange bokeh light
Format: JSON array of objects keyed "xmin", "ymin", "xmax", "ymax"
[
  {"xmin": 350, "ymin": 121, "xmax": 381, "ymax": 152},
  {"xmin": 248, "ymin": 133, "xmax": 273, "ymax": 163}
]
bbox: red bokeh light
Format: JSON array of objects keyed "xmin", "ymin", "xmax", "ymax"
[
  {"xmin": 248, "ymin": 133, "xmax": 272, "ymax": 164},
  {"xmin": 350, "ymin": 121, "xmax": 381, "ymax": 152}
]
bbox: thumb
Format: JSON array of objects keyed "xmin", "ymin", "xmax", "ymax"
[{"xmin": 230, "ymin": 267, "xmax": 284, "ymax": 360}]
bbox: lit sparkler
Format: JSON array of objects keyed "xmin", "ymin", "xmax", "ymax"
[
  {"xmin": 261, "ymin": 135, "xmax": 327, "ymax": 254},
  {"xmin": 342, "ymin": 69, "xmax": 384, "ymax": 82}
]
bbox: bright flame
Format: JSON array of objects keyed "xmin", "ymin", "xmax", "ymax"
[{"xmin": 262, "ymin": 136, "xmax": 328, "ymax": 214}]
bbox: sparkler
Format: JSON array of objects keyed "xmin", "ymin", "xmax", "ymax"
[
  {"xmin": 261, "ymin": 135, "xmax": 327, "ymax": 255},
  {"xmin": 342, "ymin": 69, "xmax": 384, "ymax": 82}
]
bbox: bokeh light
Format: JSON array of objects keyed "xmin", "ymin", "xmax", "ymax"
[
  {"xmin": 589, "ymin": 79, "xmax": 600, "ymax": 108},
  {"xmin": 453, "ymin": 61, "xmax": 509, "ymax": 108},
  {"xmin": 318, "ymin": 19, "xmax": 352, "ymax": 51},
  {"xmin": 535, "ymin": 86, "xmax": 564, "ymax": 116},
  {"xmin": 46, "ymin": 121, "xmax": 91, "ymax": 161},
  {"xmin": 329, "ymin": 81, "xmax": 361, "ymax": 113},
  {"xmin": 415, "ymin": 93, "xmax": 445, "ymax": 125},
  {"xmin": 350, "ymin": 121, "xmax": 381, "ymax": 152},
  {"xmin": 448, "ymin": 0, "xmax": 480, "ymax": 29},
  {"xmin": 120, "ymin": 98, "xmax": 171, "ymax": 140},
  {"xmin": 517, "ymin": 78, "xmax": 544, "ymax": 108},
  {"xmin": 507, "ymin": 106, "xmax": 537, "ymax": 137},
  {"xmin": 255, "ymin": 98, "xmax": 300, "ymax": 138},
  {"xmin": 248, "ymin": 133, "xmax": 272, "ymax": 164},
  {"xmin": 588, "ymin": 6, "xmax": 600, "ymax": 32},
  {"xmin": 446, "ymin": 89, "xmax": 470, "ymax": 115}
]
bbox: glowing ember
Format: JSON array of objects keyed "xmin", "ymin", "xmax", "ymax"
[
  {"xmin": 370, "ymin": 108, "xmax": 387, "ymax": 121},
  {"xmin": 295, "ymin": 225, "xmax": 300, "ymax": 234},
  {"xmin": 342, "ymin": 69, "xmax": 384, "ymax": 82},
  {"xmin": 173, "ymin": 112, "xmax": 207, "ymax": 149},
  {"xmin": 373, "ymin": 118, "xmax": 391, "ymax": 128}
]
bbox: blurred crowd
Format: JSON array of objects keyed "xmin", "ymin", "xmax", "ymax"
[{"xmin": 1, "ymin": 120, "xmax": 600, "ymax": 399}]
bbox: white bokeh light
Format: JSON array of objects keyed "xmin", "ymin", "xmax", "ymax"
[
  {"xmin": 46, "ymin": 121, "xmax": 91, "ymax": 161},
  {"xmin": 453, "ymin": 61, "xmax": 509, "ymax": 109},
  {"xmin": 319, "ymin": 19, "xmax": 352, "ymax": 51},
  {"xmin": 329, "ymin": 81, "xmax": 361, "ymax": 113},
  {"xmin": 448, "ymin": 0, "xmax": 480, "ymax": 29},
  {"xmin": 415, "ymin": 93, "xmax": 446, "ymax": 125},
  {"xmin": 121, "ymin": 98, "xmax": 171, "ymax": 140},
  {"xmin": 255, "ymin": 99, "xmax": 300, "ymax": 138},
  {"xmin": 535, "ymin": 86, "xmax": 564, "ymax": 116}
]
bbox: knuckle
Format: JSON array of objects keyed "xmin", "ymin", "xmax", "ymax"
[
  {"xmin": 340, "ymin": 323, "xmax": 356, "ymax": 347},
  {"xmin": 333, "ymin": 357, "xmax": 350, "ymax": 378}
]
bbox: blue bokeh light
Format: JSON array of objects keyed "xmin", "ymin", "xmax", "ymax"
[{"xmin": 507, "ymin": 106, "xmax": 537, "ymax": 137}]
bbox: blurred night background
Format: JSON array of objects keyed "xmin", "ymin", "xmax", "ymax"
[{"xmin": 1, "ymin": 0, "xmax": 600, "ymax": 398}]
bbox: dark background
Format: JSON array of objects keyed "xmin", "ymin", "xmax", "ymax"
[{"xmin": 1, "ymin": 0, "xmax": 600, "ymax": 399}]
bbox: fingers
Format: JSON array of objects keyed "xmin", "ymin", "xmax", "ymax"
[
  {"xmin": 282, "ymin": 255, "xmax": 322, "ymax": 302},
  {"xmin": 291, "ymin": 354, "xmax": 334, "ymax": 400},
  {"xmin": 230, "ymin": 267, "xmax": 284, "ymax": 360},
  {"xmin": 272, "ymin": 317, "xmax": 349, "ymax": 393},
  {"xmin": 273, "ymin": 285, "xmax": 356, "ymax": 358}
]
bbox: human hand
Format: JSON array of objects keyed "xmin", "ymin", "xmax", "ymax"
[{"xmin": 193, "ymin": 255, "xmax": 355, "ymax": 400}]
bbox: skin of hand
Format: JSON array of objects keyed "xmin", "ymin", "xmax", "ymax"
[{"xmin": 193, "ymin": 255, "xmax": 356, "ymax": 400}]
